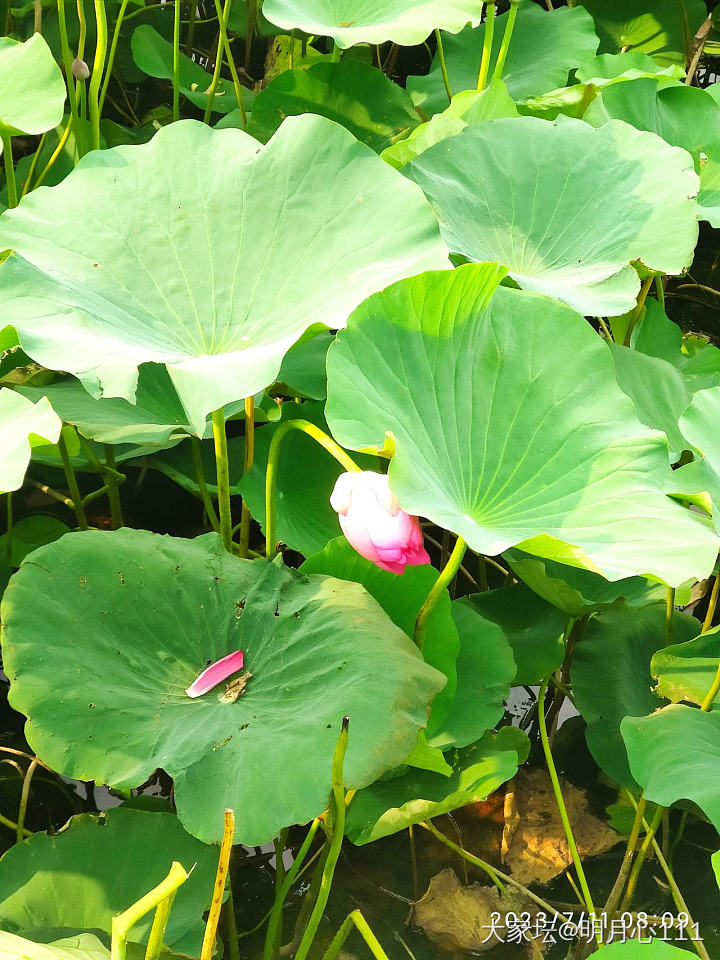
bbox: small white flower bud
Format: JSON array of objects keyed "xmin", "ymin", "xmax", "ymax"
[{"xmin": 71, "ymin": 57, "xmax": 90, "ymax": 80}]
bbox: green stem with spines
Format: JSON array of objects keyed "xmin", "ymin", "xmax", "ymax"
[
  {"xmin": 265, "ymin": 419, "xmax": 361, "ymax": 559},
  {"xmin": 211, "ymin": 409, "xmax": 233, "ymax": 552}
]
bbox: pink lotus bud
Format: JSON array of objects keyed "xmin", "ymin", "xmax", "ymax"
[
  {"xmin": 71, "ymin": 58, "xmax": 90, "ymax": 80},
  {"xmin": 330, "ymin": 471, "xmax": 430, "ymax": 575},
  {"xmin": 186, "ymin": 649, "xmax": 244, "ymax": 698}
]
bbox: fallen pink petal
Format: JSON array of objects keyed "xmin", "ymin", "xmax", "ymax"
[{"xmin": 185, "ymin": 649, "xmax": 245, "ymax": 698}]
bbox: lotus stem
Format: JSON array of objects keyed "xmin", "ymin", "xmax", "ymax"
[
  {"xmin": 263, "ymin": 817, "xmax": 322, "ymax": 960},
  {"xmin": 211, "ymin": 408, "xmax": 233, "ymax": 552},
  {"xmin": 34, "ymin": 117, "xmax": 73, "ymax": 188},
  {"xmin": 58, "ymin": 430, "xmax": 88, "ymax": 530},
  {"xmin": 434, "ymin": 29, "xmax": 452, "ymax": 103},
  {"xmin": 265, "ymin": 420, "xmax": 361, "ymax": 559},
  {"xmin": 603, "ymin": 795, "xmax": 647, "ymax": 927},
  {"xmin": 623, "ymin": 274, "xmax": 653, "ymax": 346},
  {"xmin": 144, "ymin": 887, "xmax": 178, "ymax": 960},
  {"xmin": 5, "ymin": 492, "xmax": 12, "ymax": 561},
  {"xmin": 201, "ymin": 809, "xmax": 235, "ymax": 960},
  {"xmin": 665, "ymin": 586, "xmax": 675, "ymax": 646},
  {"xmin": 702, "ymin": 572, "xmax": 719, "ymax": 633},
  {"xmin": 321, "ymin": 910, "xmax": 390, "ymax": 960},
  {"xmin": 2, "ymin": 135, "xmax": 17, "ymax": 208},
  {"xmin": 111, "ymin": 862, "xmax": 189, "ymax": 960},
  {"xmin": 238, "ymin": 396, "xmax": 255, "ymax": 556},
  {"xmin": 172, "ymin": 0, "xmax": 181, "ymax": 121},
  {"xmin": 104, "ymin": 444, "xmax": 124, "ymax": 528},
  {"xmin": 16, "ymin": 758, "xmax": 37, "ymax": 843},
  {"xmin": 19, "ymin": 131, "xmax": 46, "ymax": 198},
  {"xmin": 203, "ymin": 0, "xmax": 234, "ymax": 123},
  {"xmin": 191, "ymin": 437, "xmax": 220, "ymax": 531},
  {"xmin": 538, "ymin": 678, "xmax": 599, "ymax": 939},
  {"xmin": 414, "ymin": 536, "xmax": 467, "ymax": 650},
  {"xmin": 89, "ymin": 0, "xmax": 108, "ymax": 150},
  {"xmin": 57, "ymin": 0, "xmax": 81, "ymax": 150},
  {"xmin": 293, "ymin": 718, "xmax": 350, "ymax": 960},
  {"xmin": 99, "ymin": 0, "xmax": 131, "ymax": 113},
  {"xmin": 477, "ymin": 2, "xmax": 495, "ymax": 91},
  {"xmin": 492, "ymin": 0, "xmax": 519, "ymax": 83},
  {"xmin": 212, "ymin": 0, "xmax": 248, "ymax": 126}
]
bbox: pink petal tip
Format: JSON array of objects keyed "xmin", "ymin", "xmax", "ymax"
[{"xmin": 186, "ymin": 649, "xmax": 245, "ymax": 698}]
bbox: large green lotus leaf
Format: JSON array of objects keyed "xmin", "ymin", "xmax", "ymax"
[
  {"xmin": 0, "ymin": 389, "xmax": 61, "ymax": 493},
  {"xmin": 621, "ymin": 704, "xmax": 720, "ymax": 831},
  {"xmin": 460, "ymin": 584, "xmax": 566, "ymax": 686},
  {"xmin": 571, "ymin": 603, "xmax": 699, "ymax": 788},
  {"xmin": 325, "ymin": 264, "xmax": 718, "ymax": 586},
  {"xmin": 262, "ymin": 0, "xmax": 484, "ymax": 49},
  {"xmin": 652, "ymin": 625, "xmax": 720, "ymax": 708},
  {"xmin": 1, "ymin": 529, "xmax": 444, "ymax": 844},
  {"xmin": 407, "ymin": 1, "xmax": 598, "ymax": 116},
  {"xmin": 601, "ymin": 943, "xmax": 701, "ymax": 959},
  {"xmin": 677, "ymin": 387, "xmax": 720, "ymax": 534},
  {"xmin": 131, "ymin": 25, "xmax": 252, "ymax": 117},
  {"xmin": 424, "ymin": 599, "xmax": 515, "ymax": 750},
  {"xmin": 585, "ymin": 78, "xmax": 720, "ymax": 227},
  {"xmin": 576, "ymin": 0, "xmax": 706, "ymax": 66},
  {"xmin": 17, "ymin": 368, "xmax": 246, "ymax": 446},
  {"xmin": 405, "ymin": 116, "xmax": 699, "ymax": 316},
  {"xmin": 249, "ymin": 60, "xmax": 419, "ymax": 152},
  {"xmin": 0, "ymin": 933, "xmax": 109, "ymax": 960},
  {"xmin": 275, "ymin": 330, "xmax": 332, "ymax": 400},
  {"xmin": 238, "ymin": 402, "xmax": 376, "ymax": 557},
  {"xmin": 0, "ymin": 516, "xmax": 70, "ymax": 567},
  {"xmin": 300, "ymin": 536, "xmax": 459, "ymax": 738},
  {"xmin": 504, "ymin": 547, "xmax": 671, "ymax": 617},
  {"xmin": 0, "ymin": 35, "xmax": 65, "ymax": 136},
  {"xmin": 609, "ymin": 300, "xmax": 720, "ymax": 461},
  {"xmin": 381, "ymin": 81, "xmax": 518, "ymax": 170},
  {"xmin": 0, "ymin": 808, "xmax": 216, "ymax": 954},
  {"xmin": 0, "ymin": 116, "xmax": 449, "ymax": 436},
  {"xmin": 345, "ymin": 727, "xmax": 528, "ymax": 844},
  {"xmin": 522, "ymin": 52, "xmax": 685, "ymax": 122}
]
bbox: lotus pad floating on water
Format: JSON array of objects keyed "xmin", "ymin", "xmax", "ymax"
[{"xmin": 0, "ymin": 529, "xmax": 445, "ymax": 844}]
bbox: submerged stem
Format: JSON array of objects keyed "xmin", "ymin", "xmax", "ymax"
[
  {"xmin": 265, "ymin": 419, "xmax": 361, "ymax": 559},
  {"xmin": 211, "ymin": 409, "xmax": 233, "ymax": 552},
  {"xmin": 620, "ymin": 804, "xmax": 663, "ymax": 911},
  {"xmin": 414, "ymin": 536, "xmax": 467, "ymax": 650},
  {"xmin": 321, "ymin": 910, "xmax": 390, "ymax": 960}
]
